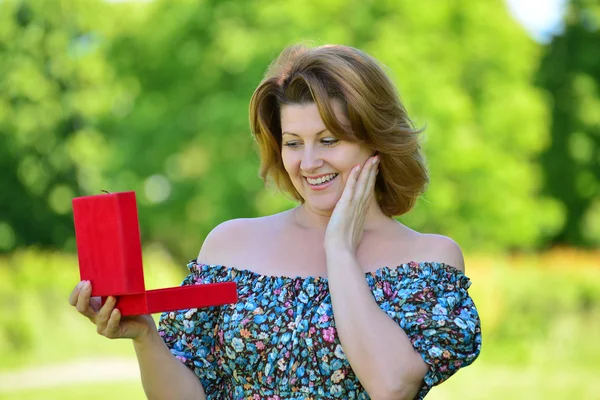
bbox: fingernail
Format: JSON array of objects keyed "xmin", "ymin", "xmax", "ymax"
[
  {"xmin": 83, "ymin": 280, "xmax": 91, "ymax": 290},
  {"xmin": 76, "ymin": 281, "xmax": 84, "ymax": 289},
  {"xmin": 372, "ymin": 157, "xmax": 379, "ymax": 165}
]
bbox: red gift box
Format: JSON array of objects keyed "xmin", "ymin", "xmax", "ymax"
[{"xmin": 72, "ymin": 191, "xmax": 237, "ymax": 315}]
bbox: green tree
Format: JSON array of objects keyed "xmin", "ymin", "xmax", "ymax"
[
  {"xmin": 536, "ymin": 0, "xmax": 600, "ymax": 247},
  {"xmin": 103, "ymin": 0, "xmax": 562, "ymax": 257},
  {"xmin": 0, "ymin": 0, "xmax": 122, "ymax": 251},
  {"xmin": 1, "ymin": 0, "xmax": 570, "ymax": 258}
]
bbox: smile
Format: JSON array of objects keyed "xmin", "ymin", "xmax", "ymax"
[{"xmin": 305, "ymin": 173, "xmax": 339, "ymax": 188}]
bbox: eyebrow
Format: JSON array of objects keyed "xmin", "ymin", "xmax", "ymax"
[{"xmin": 282, "ymin": 129, "xmax": 328, "ymax": 137}]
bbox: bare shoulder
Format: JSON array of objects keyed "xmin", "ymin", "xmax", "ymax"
[
  {"xmin": 197, "ymin": 218, "xmax": 252, "ymax": 265},
  {"xmin": 415, "ymin": 233, "xmax": 466, "ymax": 273},
  {"xmin": 197, "ymin": 211, "xmax": 290, "ymax": 266}
]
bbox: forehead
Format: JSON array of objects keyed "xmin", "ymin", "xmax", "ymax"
[{"xmin": 280, "ymin": 102, "xmax": 346, "ymax": 135}]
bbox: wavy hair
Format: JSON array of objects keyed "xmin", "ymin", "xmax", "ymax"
[{"xmin": 249, "ymin": 43, "xmax": 428, "ymax": 216}]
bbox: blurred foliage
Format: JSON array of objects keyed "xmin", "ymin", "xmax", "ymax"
[
  {"xmin": 0, "ymin": 0, "xmax": 597, "ymax": 259},
  {"xmin": 0, "ymin": 0, "xmax": 125, "ymax": 251},
  {"xmin": 536, "ymin": 0, "xmax": 600, "ymax": 248},
  {"xmin": 0, "ymin": 246, "xmax": 180, "ymax": 369},
  {"xmin": 1, "ymin": 249, "xmax": 599, "ymax": 398}
]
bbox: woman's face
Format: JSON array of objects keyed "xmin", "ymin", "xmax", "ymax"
[{"xmin": 280, "ymin": 101, "xmax": 373, "ymax": 215}]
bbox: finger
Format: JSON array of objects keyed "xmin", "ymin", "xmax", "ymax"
[
  {"xmin": 339, "ymin": 164, "xmax": 361, "ymax": 204},
  {"xmin": 96, "ymin": 296, "xmax": 117, "ymax": 333},
  {"xmin": 75, "ymin": 281, "xmax": 96, "ymax": 319},
  {"xmin": 364, "ymin": 185, "xmax": 376, "ymax": 212},
  {"xmin": 69, "ymin": 281, "xmax": 85, "ymax": 306},
  {"xmin": 354, "ymin": 156, "xmax": 378, "ymax": 204},
  {"xmin": 104, "ymin": 308, "xmax": 122, "ymax": 338},
  {"xmin": 360, "ymin": 157, "xmax": 379, "ymax": 206},
  {"xmin": 89, "ymin": 297, "xmax": 104, "ymax": 313}
]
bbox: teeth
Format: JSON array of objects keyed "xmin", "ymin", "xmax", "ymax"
[{"xmin": 307, "ymin": 173, "xmax": 337, "ymax": 185}]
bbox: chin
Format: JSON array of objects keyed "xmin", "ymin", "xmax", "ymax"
[{"xmin": 303, "ymin": 195, "xmax": 340, "ymax": 215}]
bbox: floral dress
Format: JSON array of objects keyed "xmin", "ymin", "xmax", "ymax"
[{"xmin": 158, "ymin": 260, "xmax": 482, "ymax": 399}]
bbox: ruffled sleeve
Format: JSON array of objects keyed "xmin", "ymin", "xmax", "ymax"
[
  {"xmin": 157, "ymin": 261, "xmax": 225, "ymax": 397},
  {"xmin": 369, "ymin": 262, "xmax": 482, "ymax": 399}
]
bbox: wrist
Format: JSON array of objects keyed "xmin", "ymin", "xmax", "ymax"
[
  {"xmin": 325, "ymin": 246, "xmax": 356, "ymax": 264},
  {"xmin": 324, "ymin": 236, "xmax": 353, "ymax": 253},
  {"xmin": 133, "ymin": 320, "xmax": 158, "ymax": 346}
]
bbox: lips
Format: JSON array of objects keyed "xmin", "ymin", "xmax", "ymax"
[{"xmin": 304, "ymin": 173, "xmax": 339, "ymax": 191}]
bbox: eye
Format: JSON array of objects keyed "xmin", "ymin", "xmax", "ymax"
[
  {"xmin": 321, "ymin": 138, "xmax": 339, "ymax": 147},
  {"xmin": 283, "ymin": 141, "xmax": 301, "ymax": 148}
]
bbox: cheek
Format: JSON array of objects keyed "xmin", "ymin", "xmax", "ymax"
[
  {"xmin": 340, "ymin": 172, "xmax": 352, "ymax": 189},
  {"xmin": 333, "ymin": 144, "xmax": 368, "ymax": 167},
  {"xmin": 281, "ymin": 152, "xmax": 299, "ymax": 177}
]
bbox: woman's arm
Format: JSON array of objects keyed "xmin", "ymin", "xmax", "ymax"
[
  {"xmin": 70, "ymin": 281, "xmax": 207, "ymax": 400},
  {"xmin": 324, "ymin": 157, "xmax": 467, "ymax": 399},
  {"xmin": 132, "ymin": 327, "xmax": 207, "ymax": 400},
  {"xmin": 323, "ymin": 158, "xmax": 425, "ymax": 399},
  {"xmin": 326, "ymin": 248, "xmax": 429, "ymax": 400},
  {"xmin": 327, "ymin": 235, "xmax": 466, "ymax": 399}
]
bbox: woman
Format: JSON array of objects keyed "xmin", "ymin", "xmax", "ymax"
[{"xmin": 69, "ymin": 44, "xmax": 481, "ymax": 399}]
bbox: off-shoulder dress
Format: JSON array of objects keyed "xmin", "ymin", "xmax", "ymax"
[{"xmin": 158, "ymin": 260, "xmax": 482, "ymax": 399}]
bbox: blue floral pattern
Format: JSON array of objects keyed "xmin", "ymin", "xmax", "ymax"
[{"xmin": 158, "ymin": 260, "xmax": 482, "ymax": 399}]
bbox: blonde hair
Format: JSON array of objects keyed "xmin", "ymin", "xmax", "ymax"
[{"xmin": 249, "ymin": 44, "xmax": 428, "ymax": 216}]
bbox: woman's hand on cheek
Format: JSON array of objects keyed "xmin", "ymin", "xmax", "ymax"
[{"xmin": 324, "ymin": 155, "xmax": 379, "ymax": 254}]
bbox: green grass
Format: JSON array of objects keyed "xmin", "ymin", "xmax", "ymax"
[
  {"xmin": 428, "ymin": 363, "xmax": 600, "ymax": 400},
  {"xmin": 1, "ymin": 363, "xmax": 597, "ymax": 400},
  {"xmin": 0, "ymin": 382, "xmax": 146, "ymax": 400}
]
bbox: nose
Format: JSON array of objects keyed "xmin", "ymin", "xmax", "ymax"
[{"xmin": 300, "ymin": 147, "xmax": 324, "ymax": 173}]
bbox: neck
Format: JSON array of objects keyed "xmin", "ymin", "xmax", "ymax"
[{"xmin": 293, "ymin": 199, "xmax": 391, "ymax": 231}]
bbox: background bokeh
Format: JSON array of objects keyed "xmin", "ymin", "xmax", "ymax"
[{"xmin": 0, "ymin": 0, "xmax": 598, "ymax": 398}]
